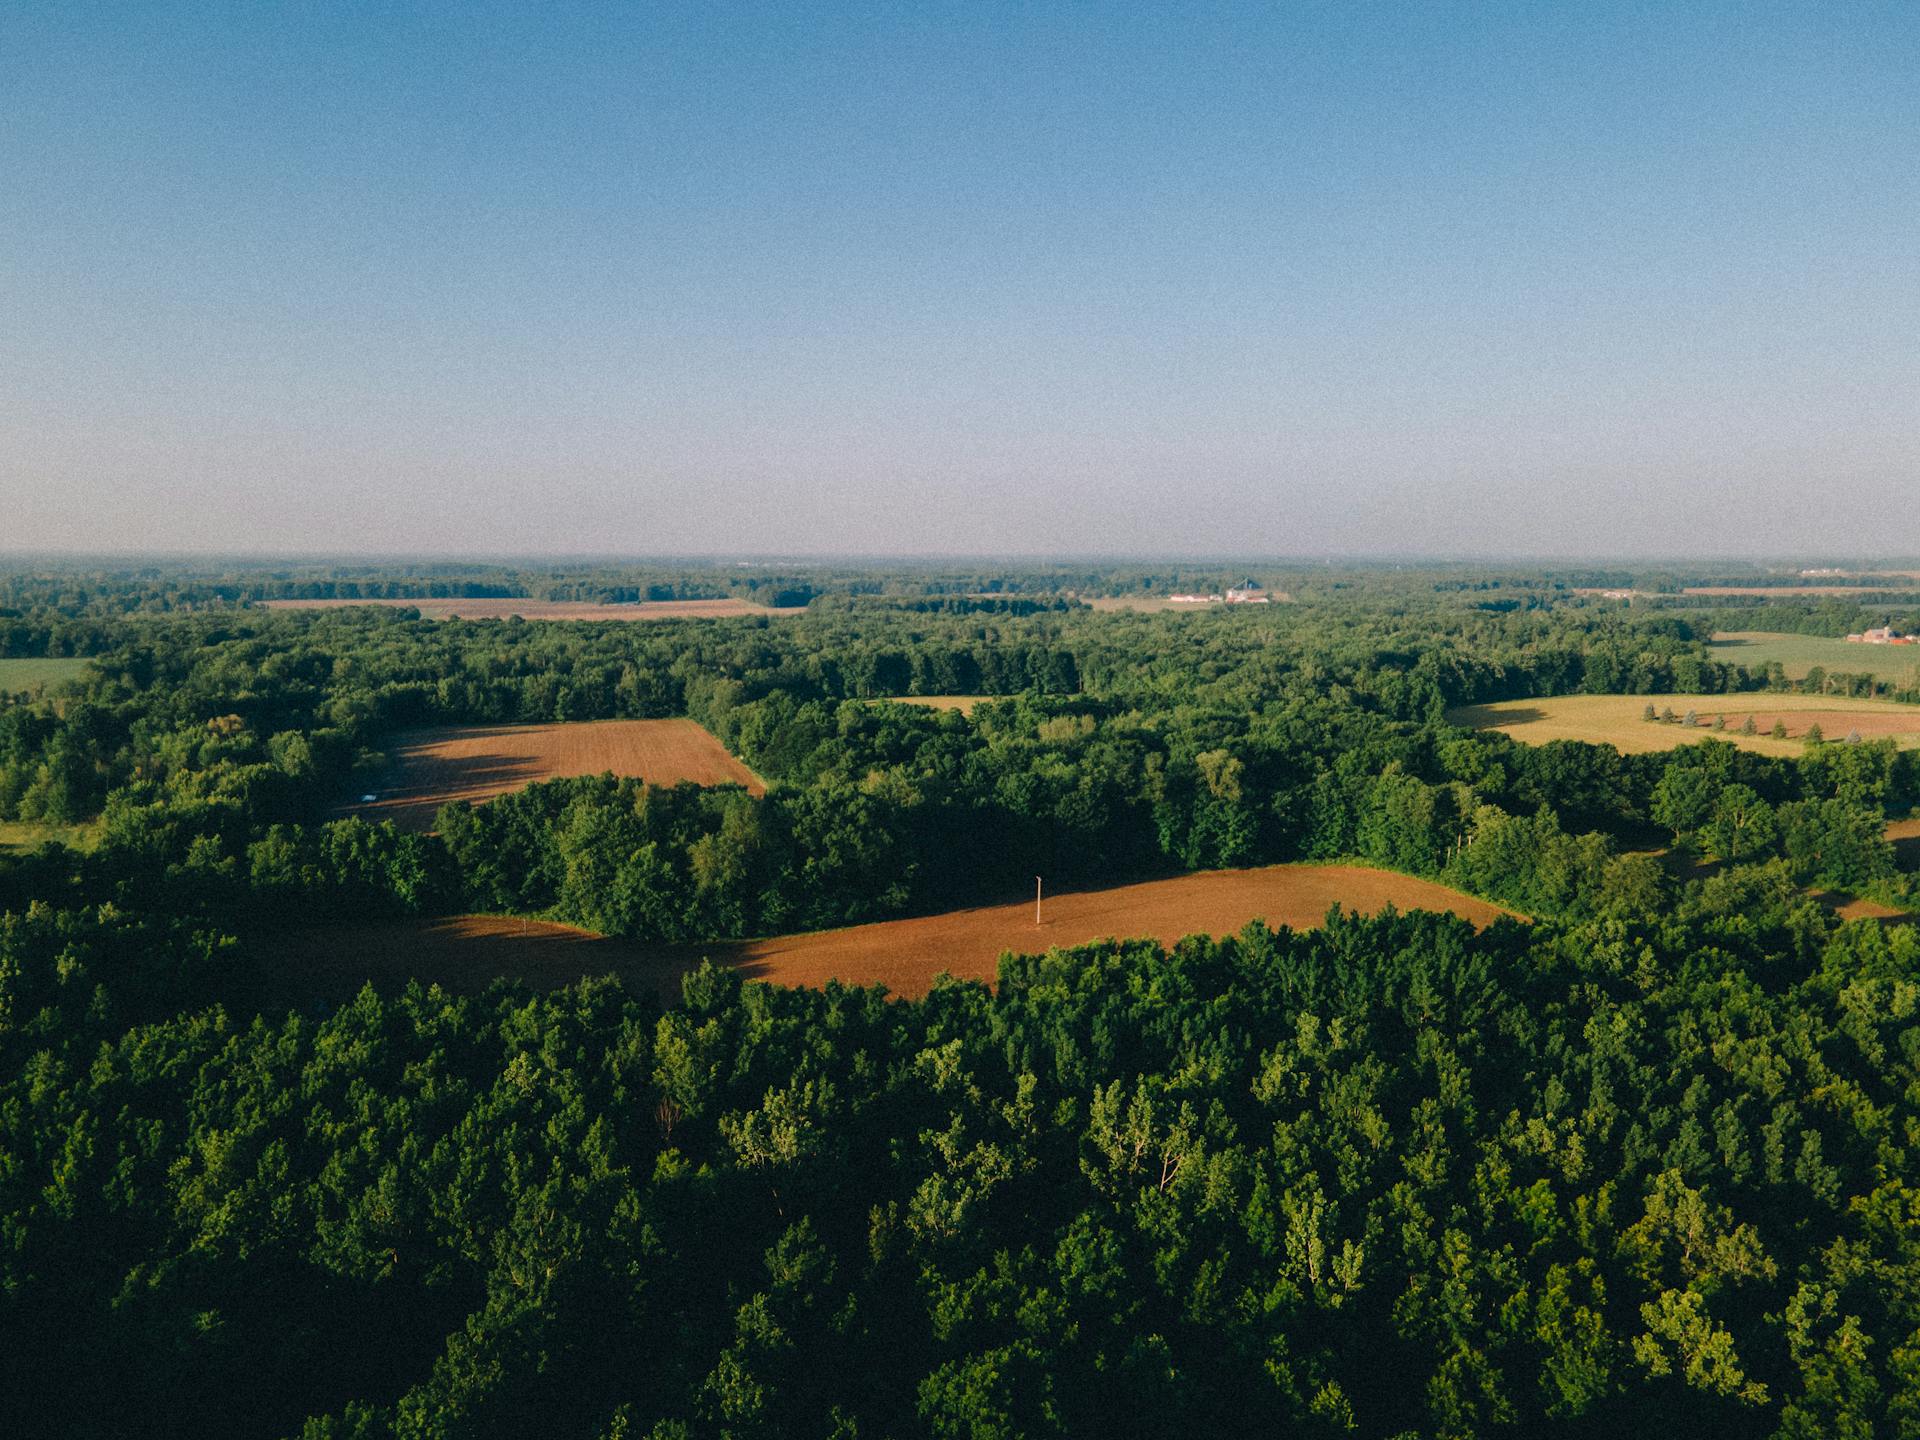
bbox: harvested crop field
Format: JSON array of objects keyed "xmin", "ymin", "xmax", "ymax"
[
  {"xmin": 260, "ymin": 863, "xmax": 1514, "ymax": 1008},
  {"xmin": 347, "ymin": 718, "xmax": 764, "ymax": 830},
  {"xmin": 261, "ymin": 597, "xmax": 803, "ymax": 621},
  {"xmin": 1450, "ymin": 693, "xmax": 1920, "ymax": 756}
]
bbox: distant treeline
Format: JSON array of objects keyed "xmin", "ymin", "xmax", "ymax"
[{"xmin": 1693, "ymin": 599, "xmax": 1920, "ymax": 639}]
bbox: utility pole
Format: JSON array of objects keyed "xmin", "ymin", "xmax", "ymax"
[{"xmin": 1035, "ymin": 875, "xmax": 1043, "ymax": 927}]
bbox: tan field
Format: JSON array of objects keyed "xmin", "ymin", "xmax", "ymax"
[
  {"xmin": 1830, "ymin": 894, "xmax": 1909, "ymax": 922},
  {"xmin": 261, "ymin": 597, "xmax": 803, "ymax": 621},
  {"xmin": 261, "ymin": 862, "xmax": 1514, "ymax": 1007},
  {"xmin": 884, "ymin": 695, "xmax": 997, "ymax": 714},
  {"xmin": 1682, "ymin": 585, "xmax": 1920, "ymax": 597},
  {"xmin": 1086, "ymin": 594, "xmax": 1292, "ymax": 612},
  {"xmin": 347, "ymin": 718, "xmax": 765, "ymax": 830},
  {"xmin": 1450, "ymin": 693, "xmax": 1920, "ymax": 756}
]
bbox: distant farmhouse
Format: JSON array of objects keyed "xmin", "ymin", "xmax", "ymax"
[
  {"xmin": 1845, "ymin": 626, "xmax": 1917, "ymax": 645},
  {"xmin": 1168, "ymin": 580, "xmax": 1273, "ymax": 606}
]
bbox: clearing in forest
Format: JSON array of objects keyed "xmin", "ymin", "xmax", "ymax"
[
  {"xmin": 0, "ymin": 820, "xmax": 100, "ymax": 854},
  {"xmin": 260, "ymin": 597, "xmax": 804, "ymax": 621},
  {"xmin": 1450, "ymin": 693, "xmax": 1920, "ymax": 756},
  {"xmin": 264, "ymin": 862, "xmax": 1513, "ymax": 1007},
  {"xmin": 1711, "ymin": 632, "xmax": 1920, "ymax": 686},
  {"xmin": 346, "ymin": 718, "xmax": 765, "ymax": 831},
  {"xmin": 0, "ymin": 657, "xmax": 89, "ymax": 692},
  {"xmin": 1084, "ymin": 594, "xmax": 1293, "ymax": 612},
  {"xmin": 883, "ymin": 695, "xmax": 997, "ymax": 714}
]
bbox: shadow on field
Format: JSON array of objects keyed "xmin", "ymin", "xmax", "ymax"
[
  {"xmin": 1450, "ymin": 704, "xmax": 1548, "ymax": 727},
  {"xmin": 256, "ymin": 917, "xmax": 707, "ymax": 1014},
  {"xmin": 1889, "ymin": 818, "xmax": 1920, "ymax": 873},
  {"xmin": 340, "ymin": 741, "xmax": 549, "ymax": 831}
]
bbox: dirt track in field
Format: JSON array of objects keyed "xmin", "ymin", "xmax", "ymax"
[
  {"xmin": 345, "ymin": 719, "xmax": 764, "ymax": 830},
  {"xmin": 261, "ymin": 597, "xmax": 803, "ymax": 621},
  {"xmin": 261, "ymin": 863, "xmax": 1515, "ymax": 1008}
]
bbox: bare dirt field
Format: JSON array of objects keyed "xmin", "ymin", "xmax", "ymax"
[
  {"xmin": 1450, "ymin": 693, "xmax": 1920, "ymax": 756},
  {"xmin": 261, "ymin": 863, "xmax": 1514, "ymax": 1008},
  {"xmin": 1829, "ymin": 894, "xmax": 1910, "ymax": 922},
  {"xmin": 346, "ymin": 718, "xmax": 765, "ymax": 830},
  {"xmin": 713, "ymin": 864, "xmax": 1511, "ymax": 996},
  {"xmin": 261, "ymin": 597, "xmax": 803, "ymax": 621}
]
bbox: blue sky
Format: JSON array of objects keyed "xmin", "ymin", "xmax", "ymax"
[{"xmin": 3, "ymin": 1, "xmax": 1915, "ymax": 556}]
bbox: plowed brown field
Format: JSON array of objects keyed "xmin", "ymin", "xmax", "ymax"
[
  {"xmin": 263, "ymin": 863, "xmax": 1515, "ymax": 1008},
  {"xmin": 347, "ymin": 719, "xmax": 764, "ymax": 830},
  {"xmin": 262, "ymin": 597, "xmax": 803, "ymax": 621}
]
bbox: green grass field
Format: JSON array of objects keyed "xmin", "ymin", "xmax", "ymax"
[
  {"xmin": 0, "ymin": 820, "xmax": 100, "ymax": 854},
  {"xmin": 1449, "ymin": 691, "xmax": 1920, "ymax": 755},
  {"xmin": 1711, "ymin": 631, "xmax": 1920, "ymax": 687},
  {"xmin": 0, "ymin": 657, "xmax": 90, "ymax": 693}
]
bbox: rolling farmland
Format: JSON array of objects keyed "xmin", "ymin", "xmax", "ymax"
[
  {"xmin": 1450, "ymin": 692, "xmax": 1920, "ymax": 755},
  {"xmin": 265, "ymin": 862, "xmax": 1514, "ymax": 1006},
  {"xmin": 347, "ymin": 718, "xmax": 765, "ymax": 830}
]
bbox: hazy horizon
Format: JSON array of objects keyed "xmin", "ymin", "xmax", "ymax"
[
  {"xmin": 10, "ymin": 546, "xmax": 1920, "ymax": 572},
  {"xmin": 5, "ymin": 2, "xmax": 1916, "ymax": 557}
]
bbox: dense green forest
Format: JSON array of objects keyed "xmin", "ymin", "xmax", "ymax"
[{"xmin": 5, "ymin": 560, "xmax": 1920, "ymax": 1437}]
